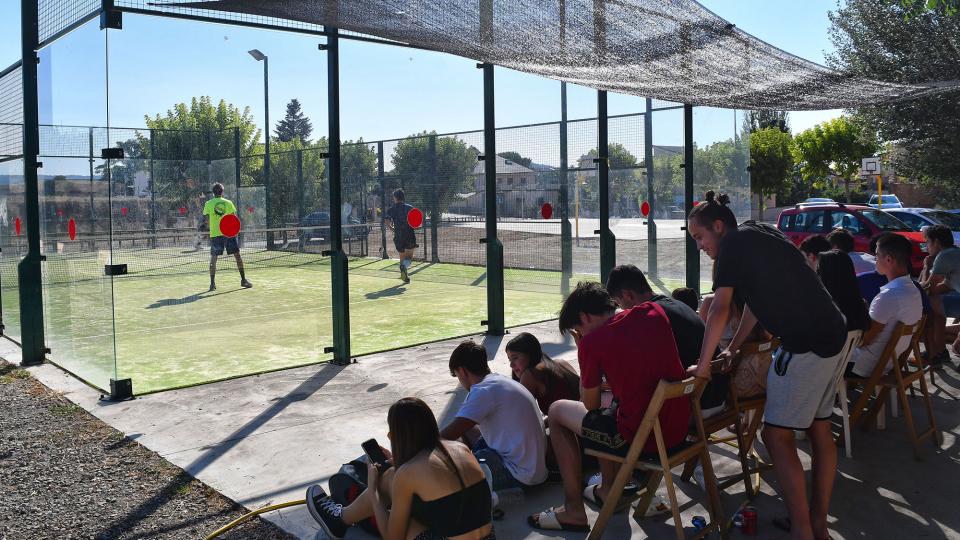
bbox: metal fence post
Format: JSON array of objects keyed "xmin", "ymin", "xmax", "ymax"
[
  {"xmin": 559, "ymin": 82, "xmax": 572, "ymax": 295},
  {"xmin": 645, "ymin": 97, "xmax": 657, "ymax": 277},
  {"xmin": 326, "ymin": 28, "xmax": 351, "ymax": 365},
  {"xmin": 428, "ymin": 135, "xmax": 439, "ymax": 263},
  {"xmin": 684, "ymin": 104, "xmax": 699, "ymax": 291},
  {"xmin": 296, "ymin": 148, "xmax": 305, "ymax": 221},
  {"xmin": 18, "ymin": 0, "xmax": 46, "ymax": 365},
  {"xmin": 597, "ymin": 90, "xmax": 615, "ymax": 282},
  {"xmin": 481, "ymin": 62, "xmax": 504, "ymax": 335},
  {"xmin": 149, "ymin": 128, "xmax": 156, "ymax": 247},
  {"xmin": 234, "ymin": 127, "xmax": 243, "ymax": 247},
  {"xmin": 377, "ymin": 141, "xmax": 387, "ymax": 258}
]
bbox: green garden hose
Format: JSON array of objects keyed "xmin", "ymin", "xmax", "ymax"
[{"xmin": 204, "ymin": 499, "xmax": 306, "ymax": 540}]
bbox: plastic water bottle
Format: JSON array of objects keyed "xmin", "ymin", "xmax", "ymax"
[{"xmin": 478, "ymin": 459, "xmax": 497, "ymax": 510}]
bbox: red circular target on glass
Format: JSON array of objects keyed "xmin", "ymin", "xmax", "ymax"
[
  {"xmin": 121, "ymin": 207, "xmax": 128, "ymax": 217},
  {"xmin": 15, "ymin": 217, "xmax": 20, "ymax": 236},
  {"xmin": 541, "ymin": 202, "xmax": 553, "ymax": 219},
  {"xmin": 407, "ymin": 207, "xmax": 424, "ymax": 229},
  {"xmin": 68, "ymin": 218, "xmax": 76, "ymax": 240},
  {"xmin": 179, "ymin": 207, "xmax": 187, "ymax": 215},
  {"xmin": 641, "ymin": 201, "xmax": 650, "ymax": 217},
  {"xmin": 220, "ymin": 213, "xmax": 241, "ymax": 238},
  {"xmin": 247, "ymin": 206, "xmax": 255, "ymax": 214},
  {"xmin": 693, "ymin": 200, "xmax": 700, "ymax": 207}
]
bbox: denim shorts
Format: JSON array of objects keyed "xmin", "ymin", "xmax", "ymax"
[{"xmin": 471, "ymin": 438, "xmax": 523, "ymax": 491}]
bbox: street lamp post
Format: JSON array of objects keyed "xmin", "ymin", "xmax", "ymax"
[{"xmin": 248, "ymin": 49, "xmax": 273, "ymax": 249}]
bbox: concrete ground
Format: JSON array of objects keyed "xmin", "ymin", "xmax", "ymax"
[{"xmin": 8, "ymin": 321, "xmax": 960, "ymax": 540}]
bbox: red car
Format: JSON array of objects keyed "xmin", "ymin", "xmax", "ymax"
[{"xmin": 777, "ymin": 203, "xmax": 927, "ymax": 275}]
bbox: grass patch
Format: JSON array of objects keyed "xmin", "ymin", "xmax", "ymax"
[
  {"xmin": 49, "ymin": 403, "xmax": 83, "ymax": 416},
  {"xmin": 0, "ymin": 368, "xmax": 31, "ymax": 384}
]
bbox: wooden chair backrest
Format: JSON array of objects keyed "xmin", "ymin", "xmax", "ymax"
[{"xmin": 872, "ymin": 321, "xmax": 920, "ymax": 378}]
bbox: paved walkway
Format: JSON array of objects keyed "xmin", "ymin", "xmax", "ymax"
[{"xmin": 7, "ymin": 323, "xmax": 960, "ymax": 539}]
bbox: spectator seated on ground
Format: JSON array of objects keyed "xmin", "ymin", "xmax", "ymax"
[
  {"xmin": 528, "ymin": 282, "xmax": 689, "ymax": 532},
  {"xmin": 848, "ymin": 234, "xmax": 923, "ymax": 378},
  {"xmin": 919, "ymin": 224, "xmax": 960, "ymax": 366},
  {"xmin": 671, "ymin": 287, "xmax": 700, "ymax": 312},
  {"xmin": 305, "ymin": 397, "xmax": 496, "ymax": 540},
  {"xmin": 606, "ymin": 264, "xmax": 729, "ymax": 417},
  {"xmin": 506, "ymin": 332, "xmax": 580, "ymax": 416},
  {"xmin": 799, "ymin": 234, "xmax": 832, "ymax": 271},
  {"xmin": 828, "ymin": 228, "xmax": 876, "ymax": 274},
  {"xmin": 817, "ymin": 249, "xmax": 871, "ymax": 333},
  {"xmin": 441, "ymin": 340, "xmax": 548, "ymax": 493}
]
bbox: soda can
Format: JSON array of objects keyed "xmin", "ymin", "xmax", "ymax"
[
  {"xmin": 732, "ymin": 513, "xmax": 744, "ymax": 529},
  {"xmin": 692, "ymin": 516, "xmax": 707, "ymax": 531},
  {"xmin": 741, "ymin": 506, "xmax": 758, "ymax": 535}
]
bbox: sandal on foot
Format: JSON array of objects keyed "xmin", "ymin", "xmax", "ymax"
[
  {"xmin": 527, "ymin": 508, "xmax": 590, "ymax": 532},
  {"xmin": 582, "ymin": 484, "xmax": 634, "ymax": 514}
]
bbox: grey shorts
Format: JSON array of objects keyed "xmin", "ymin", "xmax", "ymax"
[{"xmin": 764, "ymin": 347, "xmax": 845, "ymax": 430}]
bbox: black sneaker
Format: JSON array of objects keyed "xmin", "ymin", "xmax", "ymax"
[
  {"xmin": 306, "ymin": 485, "xmax": 348, "ymax": 539},
  {"xmin": 209, "ymin": 283, "xmax": 216, "ymax": 292},
  {"xmin": 400, "ymin": 266, "xmax": 409, "ymax": 283},
  {"xmin": 241, "ymin": 279, "xmax": 253, "ymax": 289}
]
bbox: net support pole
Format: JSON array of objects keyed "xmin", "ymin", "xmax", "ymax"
[
  {"xmin": 326, "ymin": 27, "xmax": 351, "ymax": 365},
  {"xmin": 481, "ymin": 62, "xmax": 504, "ymax": 335},
  {"xmin": 645, "ymin": 98, "xmax": 657, "ymax": 277},
  {"xmin": 428, "ymin": 135, "xmax": 439, "ymax": 263},
  {"xmin": 683, "ymin": 104, "xmax": 699, "ymax": 291},
  {"xmin": 18, "ymin": 0, "xmax": 46, "ymax": 365},
  {"xmin": 597, "ymin": 90, "xmax": 614, "ymax": 282},
  {"xmin": 559, "ymin": 82, "xmax": 572, "ymax": 296},
  {"xmin": 234, "ymin": 127, "xmax": 243, "ymax": 247},
  {"xmin": 377, "ymin": 141, "xmax": 387, "ymax": 258},
  {"xmin": 263, "ymin": 56, "xmax": 274, "ymax": 251}
]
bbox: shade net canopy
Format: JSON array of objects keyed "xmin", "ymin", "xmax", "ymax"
[{"xmin": 161, "ymin": 0, "xmax": 956, "ymax": 110}]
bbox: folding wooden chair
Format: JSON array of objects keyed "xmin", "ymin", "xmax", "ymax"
[
  {"xmin": 586, "ymin": 377, "xmax": 726, "ymax": 540},
  {"xmin": 833, "ymin": 330, "xmax": 863, "ymax": 458},
  {"xmin": 846, "ymin": 321, "xmax": 941, "ymax": 459},
  {"xmin": 678, "ymin": 338, "xmax": 778, "ymax": 498}
]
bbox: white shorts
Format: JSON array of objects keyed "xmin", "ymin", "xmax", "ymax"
[{"xmin": 764, "ymin": 347, "xmax": 845, "ymax": 430}]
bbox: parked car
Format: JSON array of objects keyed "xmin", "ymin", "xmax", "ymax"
[
  {"xmin": 777, "ymin": 203, "xmax": 927, "ymax": 275},
  {"xmin": 885, "ymin": 208, "xmax": 960, "ymax": 246},
  {"xmin": 298, "ymin": 210, "xmax": 369, "ymax": 249},
  {"xmin": 799, "ymin": 197, "xmax": 836, "ymax": 206},
  {"xmin": 867, "ymin": 194, "xmax": 903, "ymax": 209}
]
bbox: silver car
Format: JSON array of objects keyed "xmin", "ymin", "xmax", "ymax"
[{"xmin": 885, "ymin": 207, "xmax": 960, "ymax": 245}]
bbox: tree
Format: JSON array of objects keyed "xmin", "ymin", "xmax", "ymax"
[
  {"xmin": 901, "ymin": 0, "xmax": 958, "ymax": 16},
  {"xmin": 793, "ymin": 116, "xmax": 879, "ymax": 203},
  {"xmin": 828, "ymin": 0, "xmax": 960, "ymax": 202},
  {"xmin": 392, "ymin": 131, "xmax": 476, "ymax": 213},
  {"xmin": 746, "ymin": 110, "xmax": 790, "ymax": 133},
  {"xmin": 274, "ymin": 99, "xmax": 313, "ymax": 143},
  {"xmin": 581, "ymin": 143, "xmax": 643, "ymax": 216},
  {"xmin": 341, "ymin": 139, "xmax": 379, "ymax": 220},
  {"xmin": 750, "ymin": 127, "xmax": 795, "ymax": 216},
  {"xmin": 497, "ymin": 151, "xmax": 533, "ymax": 169}
]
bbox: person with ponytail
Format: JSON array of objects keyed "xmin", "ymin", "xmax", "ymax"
[
  {"xmin": 505, "ymin": 332, "xmax": 580, "ymax": 415},
  {"xmin": 306, "ymin": 397, "xmax": 496, "ymax": 540},
  {"xmin": 688, "ymin": 191, "xmax": 846, "ymax": 540}
]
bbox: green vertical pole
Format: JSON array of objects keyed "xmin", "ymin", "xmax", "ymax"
[
  {"xmin": 377, "ymin": 141, "xmax": 387, "ymax": 259},
  {"xmin": 684, "ymin": 104, "xmax": 699, "ymax": 291},
  {"xmin": 296, "ymin": 149, "xmax": 305, "ymax": 221},
  {"xmin": 597, "ymin": 90, "xmax": 615, "ymax": 282},
  {"xmin": 428, "ymin": 135, "xmax": 439, "ymax": 263},
  {"xmin": 149, "ymin": 129, "xmax": 156, "ymax": 248},
  {"xmin": 325, "ymin": 28, "xmax": 351, "ymax": 365},
  {"xmin": 559, "ymin": 82, "xmax": 572, "ymax": 296},
  {"xmin": 89, "ymin": 127, "xmax": 97, "ymax": 237},
  {"xmin": 18, "ymin": 0, "xmax": 46, "ymax": 365},
  {"xmin": 234, "ymin": 127, "xmax": 242, "ymax": 247},
  {"xmin": 645, "ymin": 98, "xmax": 657, "ymax": 277},
  {"xmin": 480, "ymin": 62, "xmax": 504, "ymax": 335}
]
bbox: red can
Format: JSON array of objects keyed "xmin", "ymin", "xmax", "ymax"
[{"xmin": 741, "ymin": 506, "xmax": 758, "ymax": 535}]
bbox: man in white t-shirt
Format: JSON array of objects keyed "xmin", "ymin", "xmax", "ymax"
[
  {"xmin": 828, "ymin": 228, "xmax": 876, "ymax": 274},
  {"xmin": 850, "ymin": 234, "xmax": 923, "ymax": 377},
  {"xmin": 441, "ymin": 340, "xmax": 548, "ymax": 490}
]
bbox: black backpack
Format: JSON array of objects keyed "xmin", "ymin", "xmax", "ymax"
[{"xmin": 328, "ymin": 457, "xmax": 382, "ymax": 537}]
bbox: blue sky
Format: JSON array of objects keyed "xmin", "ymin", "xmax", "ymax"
[{"xmin": 0, "ymin": 0, "xmax": 842, "ymax": 156}]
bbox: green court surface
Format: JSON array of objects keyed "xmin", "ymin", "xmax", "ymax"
[{"xmin": 3, "ymin": 250, "xmax": 696, "ymax": 394}]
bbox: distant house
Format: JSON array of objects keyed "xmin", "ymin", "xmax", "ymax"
[{"xmin": 449, "ymin": 156, "xmax": 560, "ymax": 218}]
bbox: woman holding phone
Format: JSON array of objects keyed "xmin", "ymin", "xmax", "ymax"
[{"xmin": 306, "ymin": 397, "xmax": 496, "ymax": 540}]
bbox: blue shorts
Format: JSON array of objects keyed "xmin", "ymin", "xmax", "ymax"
[
  {"xmin": 471, "ymin": 438, "xmax": 523, "ymax": 491},
  {"xmin": 942, "ymin": 292, "xmax": 960, "ymax": 318},
  {"xmin": 211, "ymin": 235, "xmax": 239, "ymax": 256}
]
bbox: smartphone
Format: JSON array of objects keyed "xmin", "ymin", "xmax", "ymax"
[{"xmin": 362, "ymin": 438, "xmax": 389, "ymax": 469}]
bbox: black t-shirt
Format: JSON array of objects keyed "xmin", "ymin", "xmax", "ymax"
[
  {"xmin": 714, "ymin": 221, "xmax": 846, "ymax": 357},
  {"xmin": 651, "ymin": 295, "xmax": 729, "ymax": 410},
  {"xmin": 386, "ymin": 202, "xmax": 415, "ymax": 241}
]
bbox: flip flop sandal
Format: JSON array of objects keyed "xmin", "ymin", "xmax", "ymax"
[
  {"xmin": 527, "ymin": 507, "xmax": 590, "ymax": 532},
  {"xmin": 582, "ymin": 484, "xmax": 634, "ymax": 514}
]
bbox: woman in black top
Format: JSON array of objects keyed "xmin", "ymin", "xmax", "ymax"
[
  {"xmin": 307, "ymin": 397, "xmax": 495, "ymax": 540},
  {"xmin": 817, "ymin": 249, "xmax": 871, "ymax": 332}
]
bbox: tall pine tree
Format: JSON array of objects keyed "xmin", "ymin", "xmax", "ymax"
[{"xmin": 274, "ymin": 99, "xmax": 313, "ymax": 143}]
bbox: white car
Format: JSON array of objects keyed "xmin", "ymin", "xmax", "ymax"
[
  {"xmin": 885, "ymin": 207, "xmax": 960, "ymax": 245},
  {"xmin": 867, "ymin": 194, "xmax": 903, "ymax": 209}
]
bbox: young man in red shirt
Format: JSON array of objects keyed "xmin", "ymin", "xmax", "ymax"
[{"xmin": 528, "ymin": 282, "xmax": 689, "ymax": 532}]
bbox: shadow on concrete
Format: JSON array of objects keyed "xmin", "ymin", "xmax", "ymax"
[
  {"xmin": 94, "ymin": 363, "xmax": 344, "ymax": 537},
  {"xmin": 147, "ymin": 288, "xmax": 241, "ymax": 309}
]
